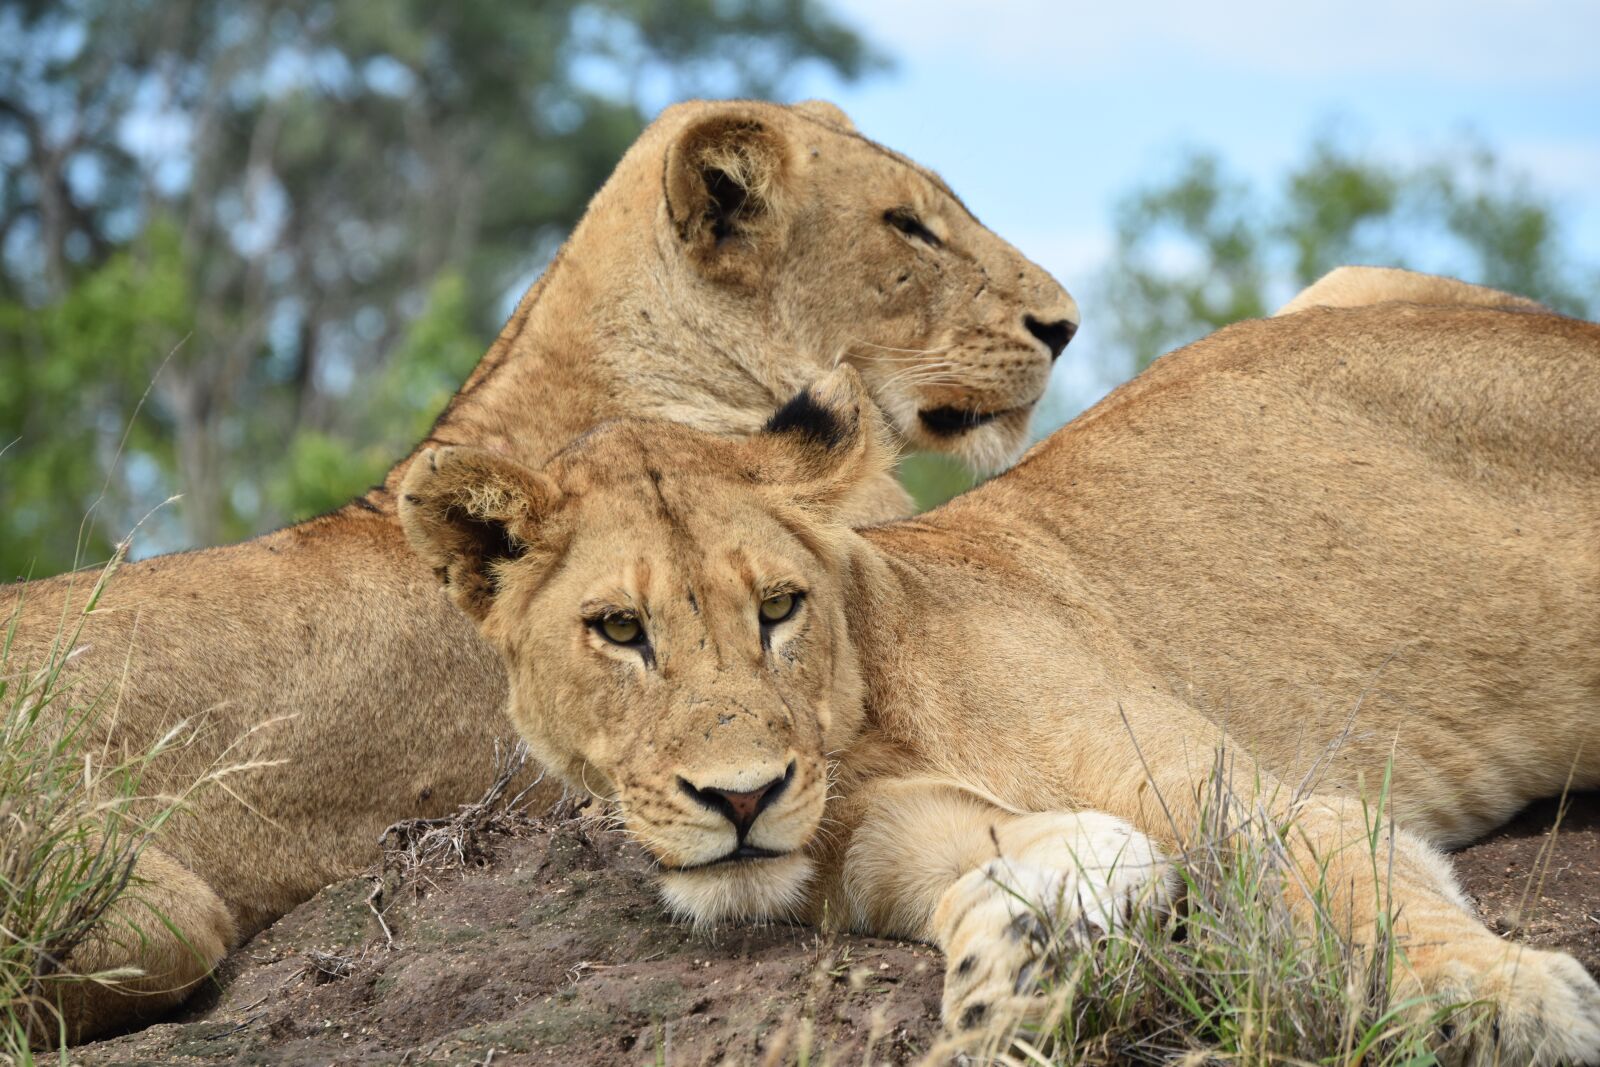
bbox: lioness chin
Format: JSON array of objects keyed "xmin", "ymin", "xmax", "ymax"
[
  {"xmin": 8, "ymin": 98, "xmax": 1076, "ymax": 1045},
  {"xmin": 404, "ymin": 280, "xmax": 1600, "ymax": 1066}
]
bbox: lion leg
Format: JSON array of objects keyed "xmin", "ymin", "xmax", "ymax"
[
  {"xmin": 1370, "ymin": 823, "xmax": 1600, "ymax": 1066},
  {"xmin": 23, "ymin": 844, "xmax": 235, "ymax": 1048},
  {"xmin": 1043, "ymin": 688, "xmax": 1600, "ymax": 1064},
  {"xmin": 840, "ymin": 783, "xmax": 1171, "ymax": 1039}
]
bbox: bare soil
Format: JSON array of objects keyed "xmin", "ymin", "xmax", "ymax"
[
  {"xmin": 1449, "ymin": 791, "xmax": 1600, "ymax": 974},
  {"xmin": 74, "ymin": 794, "xmax": 1599, "ymax": 1067},
  {"xmin": 74, "ymin": 808, "xmax": 945, "ymax": 1067}
]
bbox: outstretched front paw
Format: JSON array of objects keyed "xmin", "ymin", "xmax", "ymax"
[
  {"xmin": 934, "ymin": 812, "xmax": 1170, "ymax": 1039},
  {"xmin": 1418, "ymin": 943, "xmax": 1600, "ymax": 1067}
]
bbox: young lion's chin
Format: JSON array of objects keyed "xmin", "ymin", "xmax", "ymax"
[{"xmin": 658, "ymin": 852, "xmax": 816, "ymax": 929}]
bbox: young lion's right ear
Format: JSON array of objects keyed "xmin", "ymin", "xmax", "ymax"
[
  {"xmin": 398, "ymin": 448, "xmax": 562, "ymax": 622},
  {"xmin": 750, "ymin": 366, "xmax": 897, "ymax": 519}
]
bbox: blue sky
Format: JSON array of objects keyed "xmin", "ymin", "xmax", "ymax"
[{"xmin": 797, "ymin": 0, "xmax": 1600, "ymax": 418}]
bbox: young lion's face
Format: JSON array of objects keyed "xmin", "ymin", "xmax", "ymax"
[{"xmin": 400, "ymin": 375, "xmax": 881, "ymax": 924}]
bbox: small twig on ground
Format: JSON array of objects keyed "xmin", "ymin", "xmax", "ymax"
[
  {"xmin": 367, "ymin": 876, "xmax": 394, "ymax": 949},
  {"xmin": 302, "ymin": 949, "xmax": 356, "ymax": 984}
]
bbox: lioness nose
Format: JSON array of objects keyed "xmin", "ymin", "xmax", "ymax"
[
  {"xmin": 679, "ymin": 763, "xmax": 793, "ymax": 839},
  {"xmin": 1024, "ymin": 314, "xmax": 1077, "ymax": 361}
]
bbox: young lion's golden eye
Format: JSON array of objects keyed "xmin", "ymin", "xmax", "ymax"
[
  {"xmin": 759, "ymin": 592, "xmax": 798, "ymax": 624},
  {"xmin": 598, "ymin": 613, "xmax": 643, "ymax": 645}
]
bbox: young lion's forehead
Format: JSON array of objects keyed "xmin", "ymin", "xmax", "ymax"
[{"xmin": 564, "ymin": 480, "xmax": 804, "ymax": 568}]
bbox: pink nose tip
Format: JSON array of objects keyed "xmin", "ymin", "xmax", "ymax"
[{"xmin": 678, "ymin": 762, "xmax": 795, "ymax": 839}]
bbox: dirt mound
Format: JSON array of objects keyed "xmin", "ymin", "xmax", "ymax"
[
  {"xmin": 75, "ymin": 795, "xmax": 1599, "ymax": 1066},
  {"xmin": 75, "ymin": 810, "xmax": 944, "ymax": 1066}
]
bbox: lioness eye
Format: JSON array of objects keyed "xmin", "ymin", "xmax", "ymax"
[
  {"xmin": 884, "ymin": 207, "xmax": 942, "ymax": 248},
  {"xmin": 597, "ymin": 614, "xmax": 643, "ymax": 645},
  {"xmin": 759, "ymin": 592, "xmax": 798, "ymax": 624}
]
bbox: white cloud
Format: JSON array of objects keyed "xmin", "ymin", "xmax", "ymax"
[{"xmin": 838, "ymin": 0, "xmax": 1600, "ymax": 86}]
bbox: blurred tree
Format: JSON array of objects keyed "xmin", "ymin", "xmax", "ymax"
[
  {"xmin": 0, "ymin": 0, "xmax": 882, "ymax": 579},
  {"xmin": 1098, "ymin": 139, "xmax": 1597, "ymax": 375},
  {"xmin": 0, "ymin": 221, "xmax": 191, "ymax": 578}
]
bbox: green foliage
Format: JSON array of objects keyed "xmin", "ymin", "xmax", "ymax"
[
  {"xmin": 0, "ymin": 557, "xmax": 197, "ymax": 1060},
  {"xmin": 0, "ymin": 222, "xmax": 191, "ymax": 581},
  {"xmin": 1099, "ymin": 139, "xmax": 1598, "ymax": 375},
  {"xmin": 0, "ymin": 0, "xmax": 883, "ymax": 571},
  {"xmin": 1100, "ymin": 153, "xmax": 1270, "ymax": 379},
  {"xmin": 898, "ymin": 453, "xmax": 977, "ymax": 513},
  {"xmin": 263, "ymin": 272, "xmax": 483, "ymax": 521}
]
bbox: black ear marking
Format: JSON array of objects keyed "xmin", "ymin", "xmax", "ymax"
[
  {"xmin": 704, "ymin": 167, "xmax": 748, "ymax": 244},
  {"xmin": 446, "ymin": 506, "xmax": 527, "ymax": 594},
  {"xmin": 764, "ymin": 389, "xmax": 849, "ymax": 449}
]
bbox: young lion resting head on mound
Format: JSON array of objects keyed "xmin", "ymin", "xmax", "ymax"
[
  {"xmin": 403, "ymin": 289, "xmax": 1600, "ymax": 1063},
  {"xmin": 399, "ymin": 387, "xmax": 885, "ymax": 921}
]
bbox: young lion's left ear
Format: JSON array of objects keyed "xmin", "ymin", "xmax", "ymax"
[
  {"xmin": 398, "ymin": 448, "xmax": 563, "ymax": 622},
  {"xmin": 751, "ymin": 366, "xmax": 898, "ymax": 516}
]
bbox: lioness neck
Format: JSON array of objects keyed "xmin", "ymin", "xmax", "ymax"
[
  {"xmin": 369, "ymin": 180, "xmax": 811, "ymax": 511},
  {"xmin": 835, "ymin": 502, "xmax": 1136, "ymax": 806}
]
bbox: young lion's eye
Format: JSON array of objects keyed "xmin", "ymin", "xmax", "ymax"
[
  {"xmin": 596, "ymin": 613, "xmax": 644, "ymax": 646},
  {"xmin": 759, "ymin": 592, "xmax": 799, "ymax": 625}
]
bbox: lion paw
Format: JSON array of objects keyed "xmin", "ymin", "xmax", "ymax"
[
  {"xmin": 1420, "ymin": 944, "xmax": 1600, "ymax": 1067},
  {"xmin": 934, "ymin": 813, "xmax": 1168, "ymax": 1039}
]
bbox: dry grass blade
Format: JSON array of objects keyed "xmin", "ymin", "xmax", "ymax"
[
  {"xmin": 936, "ymin": 751, "xmax": 1453, "ymax": 1067},
  {"xmin": 1, "ymin": 545, "xmax": 224, "ymax": 1061},
  {"xmin": 377, "ymin": 739, "xmax": 545, "ymax": 898}
]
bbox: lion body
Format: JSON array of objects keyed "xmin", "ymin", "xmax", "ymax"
[
  {"xmin": 842, "ymin": 300, "xmax": 1599, "ymax": 848},
  {"xmin": 7, "ymin": 99, "xmax": 1075, "ymax": 1042},
  {"xmin": 409, "ymin": 283, "xmax": 1600, "ymax": 1062}
]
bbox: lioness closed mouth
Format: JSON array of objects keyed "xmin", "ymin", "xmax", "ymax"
[{"xmin": 401, "ymin": 282, "xmax": 1600, "ymax": 1063}]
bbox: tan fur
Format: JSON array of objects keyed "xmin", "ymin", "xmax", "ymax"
[
  {"xmin": 1276, "ymin": 264, "xmax": 1551, "ymax": 316},
  {"xmin": 3, "ymin": 99, "xmax": 1075, "ymax": 1043},
  {"xmin": 409, "ymin": 282, "xmax": 1600, "ymax": 1065}
]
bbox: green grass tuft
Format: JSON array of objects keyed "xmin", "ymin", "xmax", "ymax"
[
  {"xmin": 0, "ymin": 549, "xmax": 200, "ymax": 1062},
  {"xmin": 956, "ymin": 757, "xmax": 1480, "ymax": 1067}
]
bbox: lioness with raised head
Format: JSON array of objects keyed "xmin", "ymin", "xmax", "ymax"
[
  {"xmin": 7, "ymin": 99, "xmax": 1076, "ymax": 1043},
  {"xmin": 403, "ymin": 281, "xmax": 1600, "ymax": 1065}
]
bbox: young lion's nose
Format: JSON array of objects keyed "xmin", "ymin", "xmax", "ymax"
[{"xmin": 678, "ymin": 762, "xmax": 795, "ymax": 839}]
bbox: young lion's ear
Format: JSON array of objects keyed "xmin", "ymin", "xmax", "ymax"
[
  {"xmin": 398, "ymin": 448, "xmax": 562, "ymax": 622},
  {"xmin": 751, "ymin": 366, "xmax": 897, "ymax": 517},
  {"xmin": 664, "ymin": 109, "xmax": 793, "ymax": 285}
]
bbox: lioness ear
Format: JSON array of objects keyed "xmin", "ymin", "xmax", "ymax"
[
  {"xmin": 752, "ymin": 366, "xmax": 897, "ymax": 516},
  {"xmin": 664, "ymin": 110, "xmax": 793, "ymax": 283},
  {"xmin": 398, "ymin": 448, "xmax": 562, "ymax": 622},
  {"xmin": 790, "ymin": 99, "xmax": 856, "ymax": 131}
]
